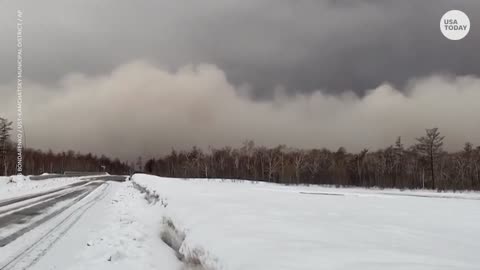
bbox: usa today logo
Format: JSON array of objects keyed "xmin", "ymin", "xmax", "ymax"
[{"xmin": 440, "ymin": 10, "xmax": 470, "ymax": 40}]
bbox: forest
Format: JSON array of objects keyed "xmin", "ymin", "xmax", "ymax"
[
  {"xmin": 143, "ymin": 130, "xmax": 480, "ymax": 191},
  {"xmin": 0, "ymin": 117, "xmax": 130, "ymax": 175},
  {"xmin": 2, "ymin": 116, "xmax": 480, "ymax": 190}
]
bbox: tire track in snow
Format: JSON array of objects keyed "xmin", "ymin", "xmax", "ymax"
[
  {"xmin": 0, "ymin": 183, "xmax": 110, "ymax": 270},
  {"xmin": 0, "ymin": 181, "xmax": 90, "ymax": 208},
  {"xmin": 0, "ymin": 182, "xmax": 102, "ymax": 247}
]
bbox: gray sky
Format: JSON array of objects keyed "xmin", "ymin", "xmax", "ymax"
[
  {"xmin": 0, "ymin": 1, "xmax": 479, "ymax": 159},
  {"xmin": 1, "ymin": 0, "xmax": 479, "ymax": 95}
]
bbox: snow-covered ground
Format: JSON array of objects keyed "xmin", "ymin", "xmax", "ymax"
[
  {"xmin": 133, "ymin": 175, "xmax": 480, "ymax": 270},
  {"xmin": 2, "ymin": 174, "xmax": 480, "ymax": 270}
]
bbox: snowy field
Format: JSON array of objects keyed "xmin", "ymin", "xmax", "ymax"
[
  {"xmin": 133, "ymin": 174, "xmax": 480, "ymax": 270},
  {"xmin": 2, "ymin": 174, "xmax": 480, "ymax": 270}
]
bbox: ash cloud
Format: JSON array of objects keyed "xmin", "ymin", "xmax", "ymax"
[{"xmin": 1, "ymin": 62, "xmax": 479, "ymax": 160}]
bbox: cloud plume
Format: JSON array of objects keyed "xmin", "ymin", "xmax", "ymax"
[{"xmin": 1, "ymin": 61, "xmax": 479, "ymax": 160}]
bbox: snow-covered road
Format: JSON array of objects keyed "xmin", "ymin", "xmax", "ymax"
[
  {"xmin": 0, "ymin": 181, "xmax": 104, "ymax": 247},
  {"xmin": 0, "ymin": 178, "xmax": 114, "ymax": 269},
  {"xmin": 0, "ymin": 176, "xmax": 182, "ymax": 270}
]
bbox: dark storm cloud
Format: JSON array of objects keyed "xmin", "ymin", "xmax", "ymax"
[{"xmin": 0, "ymin": 0, "xmax": 479, "ymax": 97}]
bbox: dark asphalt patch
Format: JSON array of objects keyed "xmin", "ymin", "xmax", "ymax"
[
  {"xmin": 0, "ymin": 182, "xmax": 103, "ymax": 247},
  {"xmin": 0, "ymin": 181, "xmax": 90, "ymax": 208},
  {"xmin": 300, "ymin": 192, "xmax": 345, "ymax": 196}
]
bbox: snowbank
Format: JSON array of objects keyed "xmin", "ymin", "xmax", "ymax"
[{"xmin": 133, "ymin": 174, "xmax": 480, "ymax": 270}]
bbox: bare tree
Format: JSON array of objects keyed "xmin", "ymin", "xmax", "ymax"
[
  {"xmin": 0, "ymin": 117, "xmax": 13, "ymax": 176},
  {"xmin": 292, "ymin": 150, "xmax": 306, "ymax": 184},
  {"xmin": 416, "ymin": 128, "xmax": 444, "ymax": 189}
]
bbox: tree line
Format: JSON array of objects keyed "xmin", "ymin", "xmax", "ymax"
[
  {"xmin": 2, "ymin": 114, "xmax": 480, "ymax": 190},
  {"xmin": 0, "ymin": 117, "xmax": 130, "ymax": 176},
  {"xmin": 144, "ymin": 128, "xmax": 480, "ymax": 191}
]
